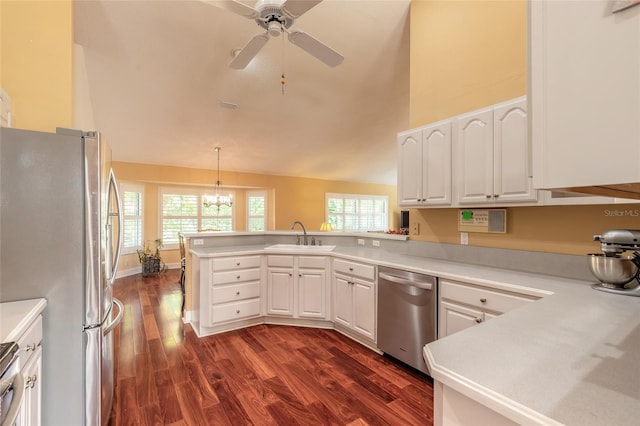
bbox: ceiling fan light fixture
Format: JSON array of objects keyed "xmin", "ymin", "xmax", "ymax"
[{"xmin": 267, "ymin": 21, "xmax": 282, "ymax": 37}]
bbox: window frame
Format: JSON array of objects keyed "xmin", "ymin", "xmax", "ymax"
[
  {"xmin": 158, "ymin": 186, "xmax": 235, "ymax": 248},
  {"xmin": 325, "ymin": 192, "xmax": 388, "ymax": 232},
  {"xmin": 246, "ymin": 190, "xmax": 267, "ymax": 232},
  {"xmin": 120, "ymin": 182, "xmax": 144, "ymax": 255}
]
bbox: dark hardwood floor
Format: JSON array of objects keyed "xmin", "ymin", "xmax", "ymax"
[{"xmin": 110, "ymin": 269, "xmax": 434, "ymax": 425}]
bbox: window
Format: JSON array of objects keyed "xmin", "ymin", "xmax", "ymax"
[
  {"xmin": 121, "ymin": 183, "xmax": 144, "ymax": 254},
  {"xmin": 160, "ymin": 187, "xmax": 234, "ymax": 246},
  {"xmin": 326, "ymin": 193, "xmax": 388, "ymax": 232},
  {"xmin": 247, "ymin": 191, "xmax": 267, "ymax": 231}
]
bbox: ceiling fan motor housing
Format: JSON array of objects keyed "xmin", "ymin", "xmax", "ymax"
[{"xmin": 255, "ymin": 0, "xmax": 293, "ymax": 37}]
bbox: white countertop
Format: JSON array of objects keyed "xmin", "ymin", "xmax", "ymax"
[
  {"xmin": 0, "ymin": 298, "xmax": 47, "ymax": 342},
  {"xmin": 191, "ymin": 243, "xmax": 640, "ymax": 425}
]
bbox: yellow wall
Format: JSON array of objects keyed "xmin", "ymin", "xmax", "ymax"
[
  {"xmin": 410, "ymin": 0, "xmax": 527, "ymax": 127},
  {"xmin": 113, "ymin": 161, "xmax": 398, "ymax": 271},
  {"xmin": 409, "ymin": 0, "xmax": 639, "ymax": 256},
  {"xmin": 0, "ymin": 0, "xmax": 73, "ymax": 131}
]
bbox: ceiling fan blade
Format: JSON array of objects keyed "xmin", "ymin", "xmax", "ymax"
[
  {"xmin": 230, "ymin": 33, "xmax": 270, "ymax": 69},
  {"xmin": 281, "ymin": 0, "xmax": 323, "ymax": 18},
  {"xmin": 201, "ymin": 0, "xmax": 259, "ymax": 19},
  {"xmin": 288, "ymin": 29, "xmax": 344, "ymax": 67}
]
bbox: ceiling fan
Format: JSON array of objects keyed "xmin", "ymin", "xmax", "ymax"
[{"xmin": 205, "ymin": 0, "xmax": 344, "ymax": 69}]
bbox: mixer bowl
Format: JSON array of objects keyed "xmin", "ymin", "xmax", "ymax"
[{"xmin": 587, "ymin": 254, "xmax": 639, "ymax": 288}]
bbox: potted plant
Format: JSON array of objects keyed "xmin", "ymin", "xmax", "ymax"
[{"xmin": 137, "ymin": 238, "xmax": 166, "ymax": 276}]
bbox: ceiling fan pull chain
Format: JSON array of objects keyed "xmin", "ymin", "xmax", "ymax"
[{"xmin": 281, "ymin": 29, "xmax": 286, "ymax": 96}]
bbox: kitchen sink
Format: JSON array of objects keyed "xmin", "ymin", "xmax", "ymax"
[{"xmin": 264, "ymin": 244, "xmax": 336, "ymax": 252}]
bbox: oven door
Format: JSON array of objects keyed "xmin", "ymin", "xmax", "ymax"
[{"xmin": 0, "ymin": 359, "xmax": 25, "ymax": 426}]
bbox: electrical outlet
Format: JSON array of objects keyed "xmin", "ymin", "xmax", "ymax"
[
  {"xmin": 193, "ymin": 239, "xmax": 204, "ymax": 246},
  {"xmin": 372, "ymin": 240, "xmax": 380, "ymax": 247},
  {"xmin": 411, "ymin": 223, "xmax": 420, "ymax": 235},
  {"xmin": 460, "ymin": 232, "xmax": 469, "ymax": 245},
  {"xmin": 357, "ymin": 238, "xmax": 365, "ymax": 246}
]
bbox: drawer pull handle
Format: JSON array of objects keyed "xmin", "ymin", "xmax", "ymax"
[
  {"xmin": 475, "ymin": 318, "xmax": 482, "ymax": 323},
  {"xmin": 349, "ymin": 267, "xmax": 354, "ymax": 271},
  {"xmin": 236, "ymin": 262, "xmax": 241, "ymax": 266},
  {"xmin": 26, "ymin": 374, "xmax": 37, "ymax": 389},
  {"xmin": 480, "ymin": 298, "xmax": 487, "ymax": 303},
  {"xmin": 25, "ymin": 343, "xmax": 37, "ymax": 352},
  {"xmin": 236, "ymin": 310, "xmax": 241, "ymax": 314},
  {"xmin": 299, "ymin": 273, "xmax": 302, "ymax": 277},
  {"xmin": 236, "ymin": 291, "xmax": 240, "ymax": 296},
  {"xmin": 236, "ymin": 275, "xmax": 241, "ymax": 280}
]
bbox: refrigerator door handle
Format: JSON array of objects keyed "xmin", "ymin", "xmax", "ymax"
[
  {"xmin": 105, "ymin": 169, "xmax": 123, "ymax": 285},
  {"xmin": 103, "ymin": 298, "xmax": 124, "ymax": 336}
]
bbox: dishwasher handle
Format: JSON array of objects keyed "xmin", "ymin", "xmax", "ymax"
[{"xmin": 379, "ymin": 272, "xmax": 434, "ymax": 290}]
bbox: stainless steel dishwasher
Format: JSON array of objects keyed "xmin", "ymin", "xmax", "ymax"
[{"xmin": 377, "ymin": 266, "xmax": 437, "ymax": 375}]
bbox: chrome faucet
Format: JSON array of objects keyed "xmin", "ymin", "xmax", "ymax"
[{"xmin": 290, "ymin": 221, "xmax": 308, "ymax": 245}]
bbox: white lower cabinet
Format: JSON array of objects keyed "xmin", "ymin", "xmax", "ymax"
[
  {"xmin": 439, "ymin": 278, "xmax": 539, "ymax": 338},
  {"xmin": 19, "ymin": 345, "xmax": 42, "ymax": 426},
  {"xmin": 195, "ymin": 254, "xmax": 263, "ymax": 328},
  {"xmin": 266, "ymin": 255, "xmax": 329, "ymax": 320},
  {"xmin": 16, "ymin": 314, "xmax": 44, "ymax": 426},
  {"xmin": 331, "ymin": 259, "xmax": 376, "ymax": 342}
]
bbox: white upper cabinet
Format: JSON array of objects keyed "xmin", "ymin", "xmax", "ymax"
[
  {"xmin": 398, "ymin": 128, "xmax": 422, "ymax": 206},
  {"xmin": 397, "ymin": 120, "xmax": 452, "ymax": 207},
  {"xmin": 456, "ymin": 97, "xmax": 536, "ymax": 205},
  {"xmin": 493, "ymin": 98, "xmax": 535, "ymax": 201},
  {"xmin": 530, "ymin": 0, "xmax": 640, "ymax": 196},
  {"xmin": 456, "ymin": 107, "xmax": 494, "ymax": 204}
]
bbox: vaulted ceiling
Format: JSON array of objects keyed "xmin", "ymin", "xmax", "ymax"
[{"xmin": 74, "ymin": 0, "xmax": 410, "ymax": 185}]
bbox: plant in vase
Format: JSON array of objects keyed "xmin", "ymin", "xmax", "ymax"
[{"xmin": 137, "ymin": 238, "xmax": 166, "ymax": 276}]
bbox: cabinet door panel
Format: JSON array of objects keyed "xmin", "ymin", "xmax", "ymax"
[
  {"xmin": 333, "ymin": 274, "xmax": 353, "ymax": 327},
  {"xmin": 353, "ymin": 279, "xmax": 375, "ymax": 340},
  {"xmin": 456, "ymin": 108, "xmax": 494, "ymax": 204},
  {"xmin": 299, "ymin": 269, "xmax": 325, "ymax": 319},
  {"xmin": 423, "ymin": 121, "xmax": 452, "ymax": 205},
  {"xmin": 439, "ymin": 301, "xmax": 483, "ymax": 338},
  {"xmin": 398, "ymin": 129, "xmax": 423, "ymax": 205},
  {"xmin": 267, "ymin": 269, "xmax": 294, "ymax": 316},
  {"xmin": 494, "ymin": 98, "xmax": 536, "ymax": 202},
  {"xmin": 19, "ymin": 345, "xmax": 42, "ymax": 426},
  {"xmin": 531, "ymin": 1, "xmax": 640, "ymax": 189}
]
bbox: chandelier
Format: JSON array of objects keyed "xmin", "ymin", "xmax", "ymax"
[{"xmin": 203, "ymin": 147, "xmax": 233, "ymax": 209}]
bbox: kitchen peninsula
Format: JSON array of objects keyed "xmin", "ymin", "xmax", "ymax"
[{"xmin": 183, "ymin": 231, "xmax": 640, "ymax": 426}]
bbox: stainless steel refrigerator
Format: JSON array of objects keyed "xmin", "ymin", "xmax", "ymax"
[{"xmin": 0, "ymin": 127, "xmax": 123, "ymax": 425}]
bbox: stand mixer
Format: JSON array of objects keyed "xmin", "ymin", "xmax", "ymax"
[{"xmin": 588, "ymin": 229, "xmax": 640, "ymax": 296}]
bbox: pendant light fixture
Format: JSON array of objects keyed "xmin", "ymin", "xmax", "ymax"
[{"xmin": 203, "ymin": 147, "xmax": 233, "ymax": 209}]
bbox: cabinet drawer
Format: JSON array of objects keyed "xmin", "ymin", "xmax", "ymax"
[
  {"xmin": 212, "ymin": 282, "xmax": 261, "ymax": 304},
  {"xmin": 299, "ymin": 256, "xmax": 326, "ymax": 269},
  {"xmin": 333, "ymin": 259, "xmax": 375, "ymax": 280},
  {"xmin": 440, "ymin": 279, "xmax": 536, "ymax": 314},
  {"xmin": 210, "ymin": 299, "xmax": 261, "ymax": 324},
  {"xmin": 212, "ymin": 268, "xmax": 261, "ymax": 285},
  {"xmin": 212, "ymin": 255, "xmax": 261, "ymax": 271},
  {"xmin": 17, "ymin": 315, "xmax": 43, "ymax": 368},
  {"xmin": 267, "ymin": 255, "xmax": 294, "ymax": 267}
]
